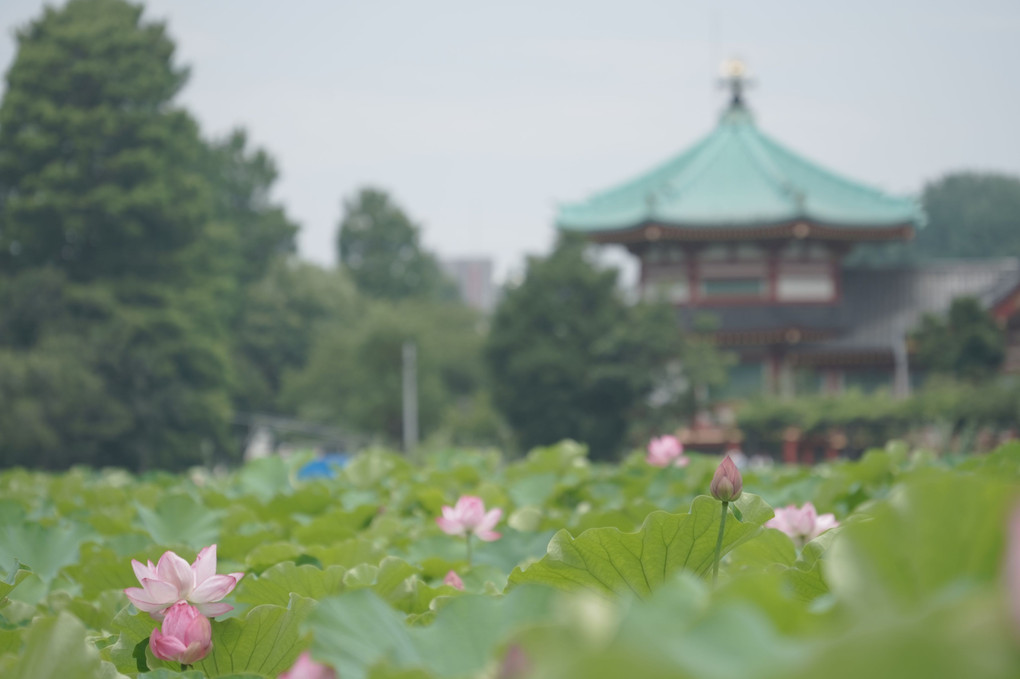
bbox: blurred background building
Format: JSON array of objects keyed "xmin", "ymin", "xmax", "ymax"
[
  {"xmin": 559, "ymin": 60, "xmax": 1020, "ymax": 400},
  {"xmin": 442, "ymin": 257, "xmax": 496, "ymax": 313}
]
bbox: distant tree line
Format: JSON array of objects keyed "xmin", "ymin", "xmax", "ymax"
[
  {"xmin": 0, "ymin": 1, "xmax": 495, "ymax": 471},
  {"xmin": 0, "ymin": 0, "xmax": 738, "ymax": 469},
  {"xmin": 2, "ymin": 0, "xmax": 1018, "ymax": 470},
  {"xmin": 846, "ymin": 172, "xmax": 1020, "ymax": 266}
]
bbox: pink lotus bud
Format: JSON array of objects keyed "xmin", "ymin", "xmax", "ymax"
[
  {"xmin": 436, "ymin": 495, "xmax": 503, "ymax": 541},
  {"xmin": 498, "ymin": 643, "xmax": 532, "ymax": 679},
  {"xmin": 443, "ymin": 570, "xmax": 465, "ymax": 590},
  {"xmin": 710, "ymin": 456, "xmax": 742, "ymax": 502},
  {"xmin": 279, "ymin": 651, "xmax": 337, "ymax": 679},
  {"xmin": 149, "ymin": 602, "xmax": 212, "ymax": 665}
]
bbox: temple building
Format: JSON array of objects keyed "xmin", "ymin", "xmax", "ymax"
[{"xmin": 557, "ymin": 60, "xmax": 1020, "ymax": 399}]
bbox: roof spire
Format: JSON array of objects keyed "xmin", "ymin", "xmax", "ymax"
[{"xmin": 719, "ymin": 58, "xmax": 751, "ymax": 109}]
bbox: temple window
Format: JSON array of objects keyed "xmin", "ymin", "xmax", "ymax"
[
  {"xmin": 644, "ymin": 275, "xmax": 689, "ymax": 303},
  {"xmin": 644, "ymin": 244, "xmax": 685, "ymax": 264},
  {"xmin": 733, "ymin": 243, "xmax": 764, "ymax": 259},
  {"xmin": 776, "ymin": 271, "xmax": 835, "ymax": 301},
  {"xmin": 700, "ymin": 245, "xmax": 729, "ymax": 261},
  {"xmin": 701, "ymin": 277, "xmax": 765, "ymax": 298},
  {"xmin": 780, "ymin": 241, "xmax": 830, "ymax": 261},
  {"xmin": 663, "ymin": 280, "xmax": 691, "ymax": 303}
]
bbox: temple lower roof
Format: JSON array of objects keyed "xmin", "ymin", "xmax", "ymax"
[{"xmin": 682, "ymin": 259, "xmax": 1020, "ymax": 356}]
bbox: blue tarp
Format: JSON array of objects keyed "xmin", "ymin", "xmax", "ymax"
[{"xmin": 296, "ymin": 453, "xmax": 350, "ymax": 480}]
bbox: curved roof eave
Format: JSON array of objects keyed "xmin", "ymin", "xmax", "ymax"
[{"xmin": 557, "ymin": 104, "xmax": 924, "ymax": 235}]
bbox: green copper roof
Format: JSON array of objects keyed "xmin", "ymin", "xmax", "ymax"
[{"xmin": 557, "ymin": 104, "xmax": 923, "ymax": 233}]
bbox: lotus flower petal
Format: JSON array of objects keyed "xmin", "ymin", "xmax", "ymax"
[
  {"xmin": 478, "ymin": 508, "xmax": 503, "ymax": 533},
  {"xmin": 192, "ymin": 544, "xmax": 217, "ymax": 585},
  {"xmin": 190, "ymin": 573, "xmax": 241, "ymax": 604},
  {"xmin": 475, "ymin": 529, "xmax": 502, "ymax": 542},
  {"xmin": 124, "ymin": 587, "xmax": 174, "ymax": 614},
  {"xmin": 443, "ymin": 570, "xmax": 464, "ymax": 590},
  {"xmin": 279, "ymin": 651, "xmax": 337, "ymax": 679},
  {"xmin": 150, "ymin": 630, "xmax": 189, "ymax": 660},
  {"xmin": 140, "ymin": 577, "xmax": 180, "ymax": 605},
  {"xmin": 131, "ymin": 559, "xmax": 158, "ymax": 583},
  {"xmin": 150, "ymin": 602, "xmax": 212, "ymax": 665},
  {"xmin": 194, "ymin": 600, "xmax": 235, "ymax": 618},
  {"xmin": 710, "ymin": 456, "xmax": 743, "ymax": 502},
  {"xmin": 436, "ymin": 516, "xmax": 466, "ymax": 536},
  {"xmin": 156, "ymin": 551, "xmax": 195, "ymax": 595}
]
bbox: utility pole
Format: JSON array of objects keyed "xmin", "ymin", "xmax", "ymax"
[
  {"xmin": 893, "ymin": 336, "xmax": 911, "ymax": 399},
  {"xmin": 402, "ymin": 341, "xmax": 418, "ymax": 457}
]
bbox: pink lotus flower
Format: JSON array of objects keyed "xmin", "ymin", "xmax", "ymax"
[
  {"xmin": 1006, "ymin": 504, "xmax": 1020, "ymax": 633},
  {"xmin": 766, "ymin": 502, "xmax": 839, "ymax": 546},
  {"xmin": 498, "ymin": 643, "xmax": 532, "ymax": 679},
  {"xmin": 646, "ymin": 435, "xmax": 689, "ymax": 468},
  {"xmin": 279, "ymin": 651, "xmax": 337, "ymax": 679},
  {"xmin": 710, "ymin": 455, "xmax": 743, "ymax": 502},
  {"xmin": 124, "ymin": 545, "xmax": 244, "ymax": 620},
  {"xmin": 443, "ymin": 570, "xmax": 465, "ymax": 590},
  {"xmin": 149, "ymin": 602, "xmax": 212, "ymax": 665},
  {"xmin": 436, "ymin": 496, "xmax": 502, "ymax": 541}
]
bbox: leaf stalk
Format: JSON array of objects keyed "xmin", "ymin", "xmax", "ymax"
[{"xmin": 712, "ymin": 500, "xmax": 728, "ymax": 585}]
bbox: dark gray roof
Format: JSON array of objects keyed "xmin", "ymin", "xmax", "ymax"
[{"xmin": 680, "ymin": 258, "xmax": 1020, "ymax": 355}]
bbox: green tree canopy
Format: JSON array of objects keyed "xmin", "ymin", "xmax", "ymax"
[
  {"xmin": 0, "ymin": 0, "xmax": 233, "ymax": 470},
  {"xmin": 283, "ymin": 299, "xmax": 487, "ymax": 445},
  {"xmin": 845, "ymin": 171, "xmax": 1020, "ymax": 266},
  {"xmin": 337, "ymin": 188, "xmax": 454, "ymax": 301},
  {"xmin": 0, "ymin": 0, "xmax": 209, "ymax": 283},
  {"xmin": 915, "ymin": 172, "xmax": 1020, "ymax": 259},
  {"xmin": 0, "ymin": 271, "xmax": 232, "ymax": 470},
  {"xmin": 485, "ymin": 235, "xmax": 680, "ymax": 460},
  {"xmin": 197, "ymin": 129, "xmax": 314, "ymax": 416},
  {"xmin": 204, "ymin": 129, "xmax": 299, "ymax": 288},
  {"xmin": 911, "ymin": 297, "xmax": 1005, "ymax": 382},
  {"xmin": 233, "ymin": 260, "xmax": 359, "ymax": 414}
]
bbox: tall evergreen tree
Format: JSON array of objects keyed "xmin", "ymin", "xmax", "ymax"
[
  {"xmin": 0, "ymin": 0, "xmax": 208, "ymax": 282},
  {"xmin": 233, "ymin": 260, "xmax": 358, "ymax": 414},
  {"xmin": 204, "ymin": 129, "xmax": 299, "ymax": 288},
  {"xmin": 0, "ymin": 0, "xmax": 232, "ymax": 470},
  {"xmin": 912, "ymin": 297, "xmax": 1005, "ymax": 382},
  {"xmin": 485, "ymin": 235, "xmax": 679, "ymax": 459},
  {"xmin": 200, "ymin": 130, "xmax": 312, "ymax": 415},
  {"xmin": 915, "ymin": 172, "xmax": 1020, "ymax": 259},
  {"xmin": 337, "ymin": 188, "xmax": 455, "ymax": 301},
  {"xmin": 845, "ymin": 171, "xmax": 1020, "ymax": 266}
]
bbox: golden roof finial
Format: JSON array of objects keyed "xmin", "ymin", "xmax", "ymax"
[{"xmin": 719, "ymin": 58, "xmax": 751, "ymax": 108}]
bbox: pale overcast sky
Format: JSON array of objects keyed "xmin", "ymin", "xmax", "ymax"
[{"xmin": 2, "ymin": 1, "xmax": 1020, "ymax": 282}]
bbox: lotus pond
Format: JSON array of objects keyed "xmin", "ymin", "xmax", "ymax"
[{"xmin": 1, "ymin": 441, "xmax": 1019, "ymax": 678}]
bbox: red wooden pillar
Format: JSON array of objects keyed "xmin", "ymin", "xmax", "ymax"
[
  {"xmin": 638, "ymin": 248, "xmax": 648, "ymax": 299},
  {"xmin": 766, "ymin": 247, "xmax": 779, "ymax": 303},
  {"xmin": 824, "ymin": 442, "xmax": 838, "ymax": 461},
  {"xmin": 687, "ymin": 247, "xmax": 700, "ymax": 306},
  {"xmin": 825, "ymin": 430, "xmax": 847, "ymax": 461},
  {"xmin": 767, "ymin": 353, "xmax": 782, "ymax": 396},
  {"xmin": 782, "ymin": 426, "xmax": 801, "ymax": 464}
]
